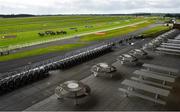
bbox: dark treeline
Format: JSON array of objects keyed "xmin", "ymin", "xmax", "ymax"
[
  {"xmin": 164, "ymin": 13, "xmax": 180, "ymax": 18},
  {"xmin": 0, "ymin": 14, "xmax": 35, "ymax": 18},
  {"xmin": 0, "ymin": 13, "xmax": 151, "ymax": 18},
  {"xmin": 0, "ymin": 13, "xmax": 180, "ymax": 18}
]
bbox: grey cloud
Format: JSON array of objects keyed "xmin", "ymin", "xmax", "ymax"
[{"xmin": 0, "ymin": 0, "xmax": 180, "ymax": 14}]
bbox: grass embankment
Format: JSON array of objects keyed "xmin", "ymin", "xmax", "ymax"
[
  {"xmin": 142, "ymin": 25, "xmax": 170, "ymax": 37},
  {"xmin": 0, "ymin": 44, "xmax": 85, "ymax": 62},
  {"xmin": 80, "ymin": 21, "xmax": 154, "ymax": 42}
]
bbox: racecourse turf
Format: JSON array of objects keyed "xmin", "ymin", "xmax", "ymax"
[
  {"xmin": 142, "ymin": 25, "xmax": 170, "ymax": 37},
  {"xmin": 0, "ymin": 20, "xmax": 165, "ymax": 62},
  {"xmin": 0, "ymin": 16, "xmax": 150, "ymax": 48},
  {"xmin": 0, "ymin": 43, "xmax": 85, "ymax": 62},
  {"xmin": 0, "ymin": 16, "xmax": 170, "ymax": 62},
  {"xmin": 80, "ymin": 20, "xmax": 155, "ymax": 42}
]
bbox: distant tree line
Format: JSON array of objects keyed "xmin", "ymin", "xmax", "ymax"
[
  {"xmin": 164, "ymin": 13, "xmax": 180, "ymax": 18},
  {"xmin": 0, "ymin": 14, "xmax": 35, "ymax": 18},
  {"xmin": 0, "ymin": 13, "xmax": 180, "ymax": 18}
]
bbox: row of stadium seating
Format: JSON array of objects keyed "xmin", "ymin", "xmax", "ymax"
[{"xmin": 0, "ymin": 43, "xmax": 113, "ymax": 94}]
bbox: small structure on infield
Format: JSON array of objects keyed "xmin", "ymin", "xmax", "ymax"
[
  {"xmin": 2, "ymin": 35, "xmax": 17, "ymax": 39},
  {"xmin": 95, "ymin": 32, "xmax": 106, "ymax": 35}
]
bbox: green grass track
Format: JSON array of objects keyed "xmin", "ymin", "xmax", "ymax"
[{"xmin": 0, "ymin": 44, "xmax": 85, "ymax": 62}]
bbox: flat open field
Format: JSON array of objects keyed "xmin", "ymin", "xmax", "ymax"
[
  {"xmin": 0, "ymin": 16, "xmax": 171, "ymax": 62},
  {"xmin": 0, "ymin": 16, "xmax": 151, "ymax": 48}
]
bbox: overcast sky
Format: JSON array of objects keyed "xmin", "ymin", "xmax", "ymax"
[{"xmin": 0, "ymin": 0, "xmax": 180, "ymax": 14}]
